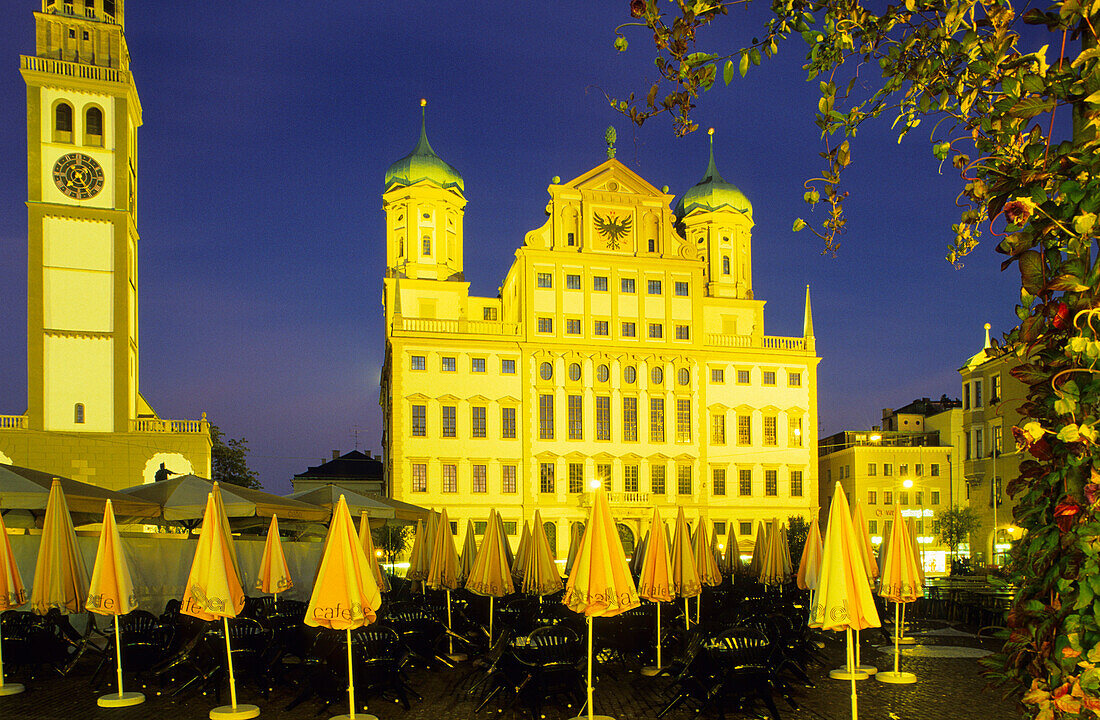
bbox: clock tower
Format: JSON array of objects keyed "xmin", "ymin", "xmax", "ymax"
[{"xmin": 21, "ymin": 0, "xmax": 140, "ymax": 433}]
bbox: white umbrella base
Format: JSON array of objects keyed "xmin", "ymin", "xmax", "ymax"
[
  {"xmin": 0, "ymin": 683, "xmax": 25, "ymax": 696},
  {"xmin": 876, "ymin": 671, "xmax": 917, "ymax": 684},
  {"xmin": 829, "ymin": 668, "xmax": 869, "ymax": 680},
  {"xmin": 640, "ymin": 666, "xmax": 661, "ymax": 677},
  {"xmin": 856, "ymin": 664, "xmax": 878, "ymax": 674},
  {"xmin": 97, "ymin": 691, "xmax": 144, "ymax": 707},
  {"xmin": 897, "ymin": 636, "xmax": 917, "ymax": 644},
  {"xmin": 210, "ymin": 703, "xmax": 260, "ymax": 720},
  {"xmin": 330, "ymin": 714, "xmax": 378, "ymax": 720}
]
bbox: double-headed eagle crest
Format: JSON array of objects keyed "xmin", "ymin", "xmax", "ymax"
[{"xmin": 593, "ymin": 212, "xmax": 632, "ymax": 249}]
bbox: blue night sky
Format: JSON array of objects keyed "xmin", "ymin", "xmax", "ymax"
[{"xmin": 0, "ymin": 2, "xmax": 1019, "ymax": 494}]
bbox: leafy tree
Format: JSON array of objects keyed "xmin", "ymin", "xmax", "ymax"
[
  {"xmin": 209, "ymin": 423, "xmax": 261, "ymax": 490},
  {"xmin": 375, "ymin": 523, "xmax": 413, "ymax": 567},
  {"xmin": 612, "ymin": 0, "xmax": 1100, "ymax": 713},
  {"xmin": 934, "ymin": 506, "xmax": 982, "ymax": 570},
  {"xmin": 786, "ymin": 515, "xmax": 810, "ymax": 568}
]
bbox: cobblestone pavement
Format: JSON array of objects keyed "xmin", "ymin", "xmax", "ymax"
[{"xmin": 0, "ymin": 619, "xmax": 1022, "ymax": 720}]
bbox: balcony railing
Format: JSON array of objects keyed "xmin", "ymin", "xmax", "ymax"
[
  {"xmin": 0, "ymin": 415, "xmax": 27, "ymax": 430},
  {"xmin": 392, "ymin": 316, "xmax": 521, "ymax": 336},
  {"xmin": 21, "ymin": 55, "xmax": 125, "ymax": 83},
  {"xmin": 130, "ymin": 418, "xmax": 209, "ymax": 434},
  {"xmin": 705, "ymin": 334, "xmax": 807, "ymax": 351},
  {"xmin": 580, "ymin": 491, "xmax": 650, "ymax": 506}
]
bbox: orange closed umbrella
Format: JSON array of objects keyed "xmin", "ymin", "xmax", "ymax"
[
  {"xmin": 748, "ymin": 521, "xmax": 766, "ymax": 578},
  {"xmin": 811, "ymin": 482, "xmax": 882, "ymax": 720},
  {"xmin": 427, "ymin": 509, "xmax": 461, "ymax": 658},
  {"xmin": 563, "ymin": 486, "xmax": 639, "ymax": 720},
  {"xmin": 877, "ymin": 504, "xmax": 924, "ymax": 684},
  {"xmin": 797, "ymin": 515, "xmax": 823, "ymax": 592},
  {"xmin": 86, "ymin": 499, "xmax": 143, "ymax": 708},
  {"xmin": 256, "ymin": 514, "xmax": 293, "ymax": 606},
  {"xmin": 357, "ymin": 513, "xmax": 391, "ymax": 594},
  {"xmin": 405, "ymin": 519, "xmax": 429, "ymax": 585},
  {"xmin": 306, "ymin": 494, "xmax": 382, "ymax": 720},
  {"xmin": 637, "ymin": 508, "xmax": 673, "ymax": 675},
  {"xmin": 0, "ymin": 510, "xmax": 25, "ymax": 696},
  {"xmin": 458, "ymin": 520, "xmax": 477, "ymax": 584},
  {"xmin": 692, "ymin": 516, "xmax": 722, "ymax": 625},
  {"xmin": 723, "ymin": 524, "xmax": 740, "ymax": 577},
  {"xmin": 851, "ymin": 500, "xmax": 879, "ymax": 581},
  {"xmin": 522, "ymin": 510, "xmax": 562, "ymax": 598},
  {"xmin": 564, "ymin": 521, "xmax": 584, "ymax": 577},
  {"xmin": 512, "ymin": 520, "xmax": 531, "ymax": 583},
  {"xmin": 30, "ymin": 479, "xmax": 89, "ymax": 616},
  {"xmin": 466, "ymin": 510, "xmax": 514, "ymax": 642},
  {"xmin": 669, "ymin": 506, "xmax": 701, "ymax": 633}
]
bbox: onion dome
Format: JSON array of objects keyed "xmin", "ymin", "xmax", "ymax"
[
  {"xmin": 674, "ymin": 129, "xmax": 752, "ymax": 220},
  {"xmin": 384, "ymin": 100, "xmax": 464, "ymax": 194}
]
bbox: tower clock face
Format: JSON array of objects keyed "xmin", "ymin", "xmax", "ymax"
[{"xmin": 53, "ymin": 153, "xmax": 104, "ymax": 200}]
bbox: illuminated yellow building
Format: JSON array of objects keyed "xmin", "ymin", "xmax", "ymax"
[
  {"xmin": 380, "ymin": 116, "xmax": 820, "ymax": 557},
  {"xmin": 0, "ymin": 1, "xmax": 210, "ymax": 489}
]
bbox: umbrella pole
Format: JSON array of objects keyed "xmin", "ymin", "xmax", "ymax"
[
  {"xmin": 586, "ymin": 615, "xmax": 594, "ymax": 720},
  {"xmin": 847, "ymin": 628, "xmax": 857, "ymax": 720},
  {"xmin": 684, "ymin": 597, "xmax": 689, "ymax": 631},
  {"xmin": 855, "ymin": 628, "xmax": 861, "ymax": 668},
  {"xmin": 656, "ymin": 602, "xmax": 662, "ymax": 669},
  {"xmin": 489, "ymin": 597, "xmax": 493, "ymax": 644},
  {"xmin": 114, "ymin": 613, "xmax": 125, "ymax": 698},
  {"xmin": 346, "ymin": 627, "xmax": 356, "ymax": 720},
  {"xmin": 894, "ymin": 602, "xmax": 901, "ymax": 674},
  {"xmin": 695, "ymin": 594, "xmax": 700, "ymax": 625},
  {"xmin": 446, "ymin": 590, "xmax": 454, "ymax": 656},
  {"xmin": 223, "ymin": 616, "xmax": 238, "ymax": 711}
]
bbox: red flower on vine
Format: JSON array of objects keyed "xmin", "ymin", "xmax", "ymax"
[
  {"xmin": 630, "ymin": 0, "xmax": 646, "ymax": 18},
  {"xmin": 1052, "ymin": 302, "xmax": 1070, "ymax": 330},
  {"xmin": 1004, "ymin": 197, "xmax": 1037, "ymax": 226},
  {"xmin": 1029, "ymin": 437, "xmax": 1054, "ymax": 461},
  {"xmin": 1085, "ymin": 483, "xmax": 1100, "ymax": 508},
  {"xmin": 1054, "ymin": 498, "xmax": 1082, "ymax": 532}
]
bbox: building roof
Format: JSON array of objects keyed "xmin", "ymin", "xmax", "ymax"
[
  {"xmin": 674, "ymin": 130, "xmax": 752, "ymax": 220},
  {"xmin": 294, "ymin": 450, "xmax": 383, "ymax": 482},
  {"xmin": 384, "ymin": 102, "xmax": 464, "ymax": 194},
  {"xmin": 889, "ymin": 396, "xmax": 962, "ymax": 417}
]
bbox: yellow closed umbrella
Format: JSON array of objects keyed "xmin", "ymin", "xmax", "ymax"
[
  {"xmin": 632, "ymin": 529, "xmax": 649, "ymax": 577},
  {"xmin": 811, "ymin": 482, "xmax": 882, "ymax": 720},
  {"xmin": 637, "ymin": 508, "xmax": 673, "ymax": 675},
  {"xmin": 779, "ymin": 523, "xmax": 793, "ymax": 578},
  {"xmin": 877, "ymin": 504, "xmax": 924, "ymax": 684},
  {"xmin": 512, "ymin": 520, "xmax": 531, "ymax": 583},
  {"xmin": 723, "ymin": 524, "xmax": 740, "ymax": 577},
  {"xmin": 494, "ymin": 511, "xmax": 515, "ymax": 568},
  {"xmin": 306, "ymin": 494, "xmax": 382, "ymax": 720},
  {"xmin": 0, "ymin": 511, "xmax": 26, "ymax": 696},
  {"xmin": 563, "ymin": 486, "xmax": 639, "ymax": 720},
  {"xmin": 522, "ymin": 510, "xmax": 562, "ymax": 598},
  {"xmin": 905, "ymin": 517, "xmax": 926, "ymax": 584},
  {"xmin": 86, "ymin": 499, "xmax": 144, "ymax": 708},
  {"xmin": 848, "ymin": 501, "xmax": 879, "ymax": 676},
  {"xmin": 564, "ymin": 521, "xmax": 585, "ymax": 576},
  {"xmin": 29, "ymin": 479, "xmax": 89, "ymax": 616},
  {"xmin": 357, "ymin": 513, "xmax": 391, "ymax": 594},
  {"xmin": 692, "ymin": 516, "xmax": 722, "ymax": 624},
  {"xmin": 255, "ymin": 514, "xmax": 293, "ymax": 608},
  {"xmin": 797, "ymin": 515, "xmax": 823, "ymax": 595},
  {"xmin": 405, "ymin": 519, "xmax": 429, "ymax": 586},
  {"xmin": 212, "ymin": 482, "xmax": 242, "ymax": 584},
  {"xmin": 458, "ymin": 520, "xmax": 477, "ymax": 584},
  {"xmin": 465, "ymin": 510, "xmax": 514, "ymax": 642},
  {"xmin": 426, "ymin": 509, "xmax": 461, "ymax": 658},
  {"xmin": 181, "ymin": 492, "xmax": 256, "ymax": 720},
  {"xmin": 748, "ymin": 521, "xmax": 767, "ymax": 579},
  {"xmin": 669, "ymin": 507, "xmax": 701, "ymax": 632}
]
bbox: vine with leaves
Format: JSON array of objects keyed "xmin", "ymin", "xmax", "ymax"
[{"xmin": 612, "ymin": 0, "xmax": 1100, "ymax": 716}]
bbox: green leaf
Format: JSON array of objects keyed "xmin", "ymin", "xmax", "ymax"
[
  {"xmin": 1019, "ymin": 250, "xmax": 1045, "ymax": 295},
  {"xmin": 739, "ymin": 52, "xmax": 750, "ymax": 78},
  {"xmin": 1009, "ymin": 96, "xmax": 1056, "ymax": 119},
  {"xmin": 724, "ymin": 60, "xmax": 734, "ymax": 86},
  {"xmin": 1075, "ymin": 212, "xmax": 1096, "ymax": 235},
  {"xmin": 750, "ymin": 48, "xmax": 761, "ymax": 66}
]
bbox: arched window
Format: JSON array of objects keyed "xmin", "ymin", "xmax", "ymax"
[
  {"xmin": 55, "ymin": 103, "xmax": 73, "ymax": 133},
  {"xmin": 722, "ymin": 256, "xmax": 731, "ymax": 275},
  {"xmin": 86, "ymin": 106, "xmax": 102, "ymax": 137},
  {"xmin": 74, "ymin": 403, "xmax": 85, "ymax": 423}
]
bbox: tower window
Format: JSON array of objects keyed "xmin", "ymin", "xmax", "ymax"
[
  {"xmin": 69, "ymin": 29, "xmax": 76, "ymax": 39},
  {"xmin": 86, "ymin": 107, "xmax": 103, "ymax": 137},
  {"xmin": 648, "ymin": 239, "xmax": 656, "ymax": 253},
  {"xmin": 83, "ymin": 31, "xmax": 89, "ymax": 40},
  {"xmin": 422, "ymin": 236, "xmax": 431, "ymax": 255},
  {"xmin": 74, "ymin": 403, "xmax": 85, "ymax": 423},
  {"xmin": 723, "ymin": 256, "xmax": 731, "ymax": 275},
  {"xmin": 55, "ymin": 103, "xmax": 73, "ymax": 134}
]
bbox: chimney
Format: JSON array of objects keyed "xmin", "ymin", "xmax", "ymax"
[{"xmin": 332, "ymin": 450, "xmax": 339, "ymax": 460}]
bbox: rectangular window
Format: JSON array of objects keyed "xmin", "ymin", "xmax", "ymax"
[
  {"xmin": 763, "ymin": 416, "xmax": 777, "ymax": 446},
  {"xmin": 900, "ymin": 464, "xmax": 909, "ymax": 477},
  {"xmin": 884, "ymin": 490, "xmax": 893, "ymax": 505},
  {"xmin": 739, "ymin": 521, "xmax": 752, "ymax": 536},
  {"xmin": 963, "ymin": 383, "xmax": 971, "ymax": 410},
  {"xmin": 475, "ymin": 521, "xmax": 487, "ymax": 535},
  {"xmin": 677, "ymin": 465, "xmax": 692, "ymax": 495},
  {"xmin": 483, "ymin": 306, "xmax": 498, "ymax": 320},
  {"xmin": 676, "ymin": 399, "xmax": 692, "ymax": 442},
  {"xmin": 597, "ymin": 463, "xmax": 612, "ymax": 491},
  {"xmin": 675, "ymin": 281, "xmax": 689, "ymax": 296},
  {"xmin": 539, "ymin": 394, "xmax": 554, "ymax": 439},
  {"xmin": 538, "ymin": 317, "xmax": 553, "ymax": 333},
  {"xmin": 762, "ymin": 371, "xmax": 776, "ymax": 386},
  {"xmin": 675, "ymin": 325, "xmax": 690, "ymax": 340},
  {"xmin": 502, "ymin": 465, "xmax": 517, "ymax": 493},
  {"xmin": 472, "ymin": 465, "xmax": 487, "ymax": 493},
  {"xmin": 566, "ymin": 274, "xmax": 581, "ymax": 289},
  {"xmin": 537, "ymin": 272, "xmax": 553, "ymax": 288},
  {"xmin": 411, "ymin": 463, "xmax": 427, "ymax": 492},
  {"xmin": 899, "ymin": 492, "xmax": 909, "ymax": 506},
  {"xmin": 992, "ymin": 425, "xmax": 1003, "ymax": 457},
  {"xmin": 869, "ymin": 520, "xmax": 878, "ymax": 535},
  {"xmin": 930, "ymin": 463, "xmax": 940, "ymax": 476},
  {"xmin": 915, "ymin": 464, "xmax": 923, "ymax": 476},
  {"xmin": 501, "ymin": 407, "xmax": 516, "ymax": 439},
  {"xmin": 442, "ymin": 357, "xmax": 456, "ymax": 372},
  {"xmin": 712, "ymin": 468, "xmax": 726, "ymax": 496},
  {"xmin": 442, "ymin": 464, "xmax": 457, "ymax": 493},
  {"xmin": 737, "ymin": 369, "xmax": 750, "ymax": 384},
  {"xmin": 789, "ymin": 417, "xmax": 803, "ymax": 446},
  {"xmin": 593, "ymin": 276, "xmax": 608, "ymax": 291},
  {"xmin": 931, "ymin": 491, "xmax": 941, "ymax": 505},
  {"xmin": 711, "ymin": 414, "xmax": 726, "ymax": 444},
  {"xmin": 471, "ymin": 357, "xmax": 486, "ymax": 373},
  {"xmin": 594, "ymin": 320, "xmax": 609, "ymax": 336},
  {"xmin": 974, "ymin": 429, "xmax": 984, "ymax": 458},
  {"xmin": 621, "ymin": 322, "xmax": 636, "ymax": 337},
  {"xmin": 868, "ymin": 463, "xmax": 877, "ymax": 476},
  {"xmin": 714, "ymin": 521, "xmax": 726, "ymax": 536},
  {"xmin": 790, "ymin": 470, "xmax": 803, "ymax": 498},
  {"xmin": 471, "ymin": 406, "xmax": 486, "ymax": 438},
  {"xmin": 596, "ymin": 396, "xmax": 611, "ymax": 440},
  {"xmin": 566, "ymin": 319, "xmax": 582, "ymax": 335},
  {"xmin": 441, "ymin": 406, "xmax": 456, "ymax": 437},
  {"xmin": 650, "ymin": 398, "xmax": 665, "ymax": 443},
  {"xmin": 502, "ymin": 359, "xmax": 516, "ymax": 374},
  {"xmin": 411, "ymin": 355, "xmax": 426, "ymax": 371},
  {"xmin": 422, "ymin": 236, "xmax": 431, "ymax": 255},
  {"xmin": 711, "ymin": 368, "xmax": 724, "ymax": 383},
  {"xmin": 567, "ymin": 232, "xmax": 575, "ymax": 246},
  {"xmin": 621, "ymin": 278, "xmax": 636, "ymax": 293},
  {"xmin": 651, "ymin": 465, "xmax": 666, "ymax": 494},
  {"xmin": 623, "ymin": 397, "xmax": 638, "ymax": 441},
  {"xmin": 916, "ymin": 491, "xmax": 923, "ymax": 506},
  {"xmin": 739, "ymin": 469, "xmax": 752, "ymax": 496},
  {"xmin": 765, "ymin": 470, "xmax": 778, "ymax": 496},
  {"xmin": 648, "ymin": 279, "xmax": 662, "ymax": 295},
  {"xmin": 737, "ymin": 415, "xmax": 752, "ymax": 445},
  {"xmin": 540, "ymin": 463, "xmax": 555, "ymax": 493},
  {"xmin": 569, "ymin": 463, "xmax": 584, "ymax": 494},
  {"xmin": 648, "ymin": 323, "xmax": 663, "ymax": 339},
  {"xmin": 974, "ymin": 380, "xmax": 983, "ymax": 407},
  {"xmin": 504, "ymin": 522, "xmax": 517, "ymax": 536},
  {"xmin": 411, "ymin": 405, "xmax": 426, "ymax": 436},
  {"xmin": 884, "ymin": 519, "xmax": 893, "ymax": 539},
  {"xmin": 991, "ymin": 374, "xmax": 1002, "ymax": 402},
  {"xmin": 624, "ymin": 465, "xmax": 639, "ymax": 493},
  {"xmin": 788, "ymin": 371, "xmax": 802, "ymax": 387},
  {"xmin": 568, "ymin": 395, "xmax": 583, "ymax": 440},
  {"xmin": 883, "ymin": 463, "xmax": 893, "ymax": 477},
  {"xmin": 867, "ymin": 490, "xmax": 877, "ymax": 505}
]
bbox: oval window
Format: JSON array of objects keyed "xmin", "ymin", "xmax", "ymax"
[
  {"xmin": 678, "ymin": 368, "xmax": 690, "ymax": 386},
  {"xmin": 596, "ymin": 364, "xmax": 609, "ymax": 383},
  {"xmin": 624, "ymin": 366, "xmax": 637, "ymax": 384},
  {"xmin": 540, "ymin": 362, "xmax": 553, "ymax": 381},
  {"xmin": 651, "ymin": 367, "xmax": 664, "ymax": 385},
  {"xmin": 569, "ymin": 363, "xmax": 582, "ymax": 382}
]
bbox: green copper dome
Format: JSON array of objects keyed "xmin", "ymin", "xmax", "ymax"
[
  {"xmin": 384, "ymin": 106, "xmax": 464, "ymax": 194},
  {"xmin": 674, "ymin": 132, "xmax": 752, "ymax": 220}
]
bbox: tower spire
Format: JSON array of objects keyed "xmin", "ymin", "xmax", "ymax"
[{"xmin": 803, "ymin": 285, "xmax": 815, "ymax": 339}]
